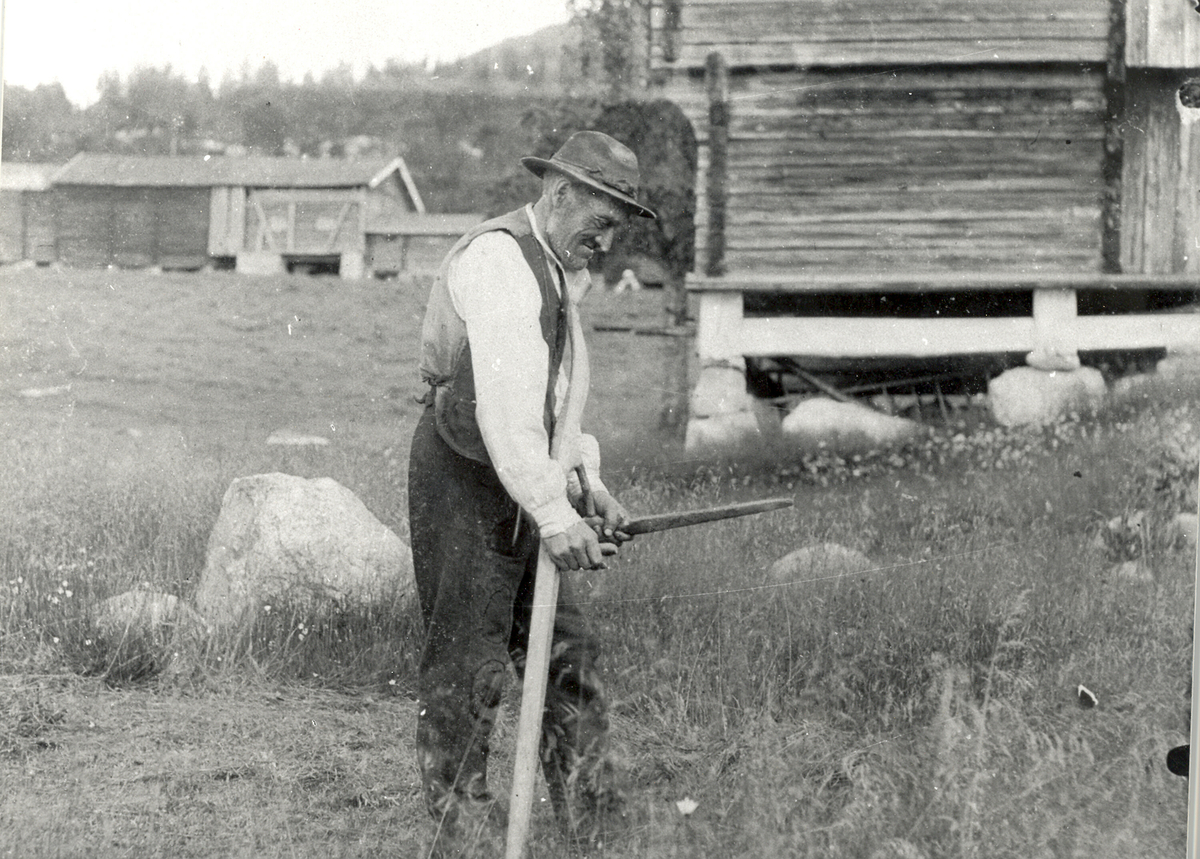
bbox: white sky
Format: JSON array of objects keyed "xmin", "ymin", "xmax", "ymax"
[{"xmin": 1, "ymin": 0, "xmax": 572, "ymax": 106}]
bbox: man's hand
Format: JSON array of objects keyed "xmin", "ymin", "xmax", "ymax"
[
  {"xmin": 589, "ymin": 490, "xmax": 633, "ymax": 545},
  {"xmin": 543, "ymin": 521, "xmax": 610, "ymax": 572}
]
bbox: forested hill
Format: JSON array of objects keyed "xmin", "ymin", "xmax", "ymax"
[{"xmin": 1, "ymin": 24, "xmax": 598, "ymax": 213}]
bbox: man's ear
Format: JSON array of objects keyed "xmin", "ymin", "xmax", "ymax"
[{"xmin": 549, "ymin": 175, "xmax": 573, "ymax": 207}]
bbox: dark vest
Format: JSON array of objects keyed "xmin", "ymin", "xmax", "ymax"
[{"xmin": 425, "ymin": 209, "xmax": 567, "ymax": 465}]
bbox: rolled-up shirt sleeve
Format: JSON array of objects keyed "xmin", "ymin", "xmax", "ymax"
[
  {"xmin": 448, "ymin": 232, "xmax": 581, "ymax": 538},
  {"xmin": 565, "ymin": 433, "xmax": 608, "ymax": 505}
]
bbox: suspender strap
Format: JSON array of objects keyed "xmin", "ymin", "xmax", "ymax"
[{"xmin": 512, "ymin": 232, "xmax": 568, "ymax": 438}]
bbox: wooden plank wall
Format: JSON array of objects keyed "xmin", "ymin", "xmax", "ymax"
[
  {"xmin": 55, "ymin": 188, "xmax": 112, "ymax": 268},
  {"xmin": 673, "ymin": 66, "xmax": 1107, "ymax": 276},
  {"xmin": 153, "ymin": 189, "xmax": 210, "ymax": 269},
  {"xmin": 25, "ymin": 193, "xmax": 56, "ymax": 263},
  {"xmin": 208, "ymin": 187, "xmax": 247, "ymax": 257},
  {"xmin": 0, "ymin": 191, "xmax": 25, "ymax": 263},
  {"xmin": 246, "ymin": 189, "xmax": 365, "ymax": 255},
  {"xmin": 54, "ymin": 187, "xmax": 209, "ymax": 269},
  {"xmin": 650, "ymin": 0, "xmax": 1112, "ymax": 69},
  {"xmin": 1121, "ymin": 70, "xmax": 1200, "ymax": 273},
  {"xmin": 1126, "ymin": 0, "xmax": 1200, "ymax": 68}
]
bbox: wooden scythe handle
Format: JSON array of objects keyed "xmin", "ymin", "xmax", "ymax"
[{"xmin": 506, "ymin": 292, "xmax": 591, "ymax": 859}]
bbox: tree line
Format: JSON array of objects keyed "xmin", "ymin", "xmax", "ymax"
[{"xmin": 1, "ymin": 41, "xmax": 589, "ymax": 215}]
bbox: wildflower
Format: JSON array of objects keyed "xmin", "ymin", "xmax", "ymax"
[{"xmin": 676, "ymin": 797, "xmax": 699, "ymax": 816}]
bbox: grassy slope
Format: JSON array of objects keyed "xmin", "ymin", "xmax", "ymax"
[
  {"xmin": 0, "ymin": 266, "xmax": 679, "ymax": 461},
  {"xmin": 1, "ymin": 266, "xmax": 1197, "ymax": 858}
]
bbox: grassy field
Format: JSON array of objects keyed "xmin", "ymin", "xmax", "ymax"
[{"xmin": 1, "ymin": 265, "xmax": 1197, "ymax": 858}]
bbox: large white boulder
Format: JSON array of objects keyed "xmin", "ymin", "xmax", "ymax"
[
  {"xmin": 781, "ymin": 397, "xmax": 920, "ymax": 451},
  {"xmin": 195, "ymin": 473, "xmax": 414, "ymax": 630},
  {"xmin": 987, "ymin": 366, "xmax": 1106, "ymax": 427}
]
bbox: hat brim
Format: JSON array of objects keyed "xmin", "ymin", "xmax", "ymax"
[{"xmin": 522, "ymin": 156, "xmax": 657, "ymax": 219}]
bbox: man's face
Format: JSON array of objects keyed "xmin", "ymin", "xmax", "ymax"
[{"xmin": 544, "ymin": 182, "xmax": 629, "ymax": 272}]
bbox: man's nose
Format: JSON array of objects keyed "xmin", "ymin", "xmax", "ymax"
[{"xmin": 597, "ymin": 228, "xmax": 616, "ymax": 253}]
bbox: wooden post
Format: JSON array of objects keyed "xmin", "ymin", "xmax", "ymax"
[
  {"xmin": 695, "ymin": 290, "xmax": 743, "ymax": 366},
  {"xmin": 1121, "ymin": 0, "xmax": 1200, "ymax": 274},
  {"xmin": 1181, "ymin": 93, "xmax": 1200, "ymax": 275},
  {"xmin": 660, "ymin": 270, "xmax": 690, "ymax": 433},
  {"xmin": 704, "ymin": 52, "xmax": 728, "ymax": 278},
  {"xmin": 1101, "ymin": 0, "xmax": 1126, "ymax": 272},
  {"xmin": 286, "ymin": 201, "xmax": 297, "ymax": 253},
  {"xmin": 688, "ymin": 289, "xmax": 750, "ymax": 442},
  {"xmin": 1028, "ymin": 288, "xmax": 1080, "ymax": 370},
  {"xmin": 1190, "ymin": 461, "xmax": 1200, "ymax": 856}
]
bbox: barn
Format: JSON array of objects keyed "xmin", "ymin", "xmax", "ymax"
[
  {"xmin": 0, "ymin": 163, "xmax": 57, "ymax": 265},
  {"xmin": 641, "ymin": 0, "xmax": 1200, "ymax": 439},
  {"xmin": 48, "ymin": 153, "xmax": 439, "ymax": 277}
]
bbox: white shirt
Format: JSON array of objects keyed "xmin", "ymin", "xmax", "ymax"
[{"xmin": 446, "ymin": 206, "xmax": 607, "ymax": 539}]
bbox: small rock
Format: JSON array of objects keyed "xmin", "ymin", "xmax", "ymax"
[
  {"xmin": 1156, "ymin": 354, "xmax": 1200, "ymax": 381},
  {"xmin": 1110, "ymin": 373, "xmax": 1157, "ymax": 399},
  {"xmin": 1112, "ymin": 560, "xmax": 1153, "ymax": 583},
  {"xmin": 1172, "ymin": 513, "xmax": 1198, "ymax": 549},
  {"xmin": 987, "ymin": 366, "xmax": 1106, "ymax": 427},
  {"xmin": 684, "ymin": 410, "xmax": 763, "ymax": 452},
  {"xmin": 266, "ymin": 430, "xmax": 330, "ymax": 446},
  {"xmin": 870, "ymin": 838, "xmax": 928, "ymax": 859},
  {"xmin": 17, "ymin": 384, "xmax": 71, "ymax": 399},
  {"xmin": 781, "ymin": 397, "xmax": 920, "ymax": 451},
  {"xmin": 1025, "ymin": 348, "xmax": 1082, "ymax": 372},
  {"xmin": 89, "ymin": 590, "xmax": 211, "ymax": 681},
  {"xmin": 767, "ymin": 543, "xmax": 874, "ymax": 584}
]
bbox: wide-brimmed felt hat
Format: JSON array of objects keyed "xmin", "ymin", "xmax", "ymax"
[{"xmin": 521, "ymin": 131, "xmax": 657, "ymax": 219}]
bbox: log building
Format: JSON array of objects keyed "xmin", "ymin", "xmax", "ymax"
[
  {"xmin": 641, "ymin": 0, "xmax": 1200, "ymax": 439},
  {"xmin": 30, "ymin": 154, "xmax": 472, "ymax": 277}
]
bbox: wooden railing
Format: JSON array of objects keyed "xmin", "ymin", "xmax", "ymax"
[{"xmin": 690, "ymin": 272, "xmax": 1200, "ymax": 368}]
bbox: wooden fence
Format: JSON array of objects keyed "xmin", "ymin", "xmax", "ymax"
[{"xmin": 693, "ymin": 272, "xmax": 1200, "ymax": 369}]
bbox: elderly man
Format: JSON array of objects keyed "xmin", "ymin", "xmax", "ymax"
[{"xmin": 408, "ymin": 131, "xmax": 656, "ymax": 855}]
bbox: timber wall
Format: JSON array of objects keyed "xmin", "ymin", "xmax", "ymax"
[
  {"xmin": 653, "ymin": 0, "xmax": 1112, "ymax": 67},
  {"xmin": 54, "ymin": 186, "xmax": 210, "ymax": 269},
  {"xmin": 680, "ymin": 65, "xmax": 1108, "ymax": 276}
]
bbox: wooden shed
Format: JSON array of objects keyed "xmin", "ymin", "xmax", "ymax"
[
  {"xmin": 49, "ymin": 154, "xmax": 426, "ymax": 277},
  {"xmin": 0, "ymin": 163, "xmax": 58, "ymax": 265},
  {"xmin": 642, "ymin": 0, "xmax": 1200, "ymax": 436},
  {"xmin": 365, "ymin": 212, "xmax": 484, "ymax": 277}
]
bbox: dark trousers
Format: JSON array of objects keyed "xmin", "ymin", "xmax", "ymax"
[{"xmin": 407, "ymin": 408, "xmax": 614, "ymax": 845}]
